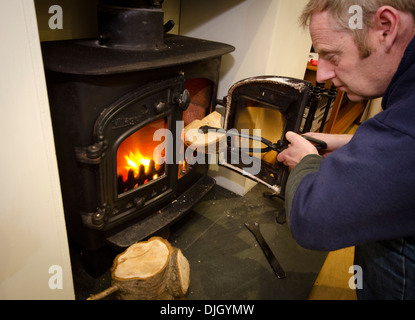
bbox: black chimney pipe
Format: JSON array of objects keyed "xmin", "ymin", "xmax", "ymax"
[
  {"xmin": 97, "ymin": 0, "xmax": 166, "ymax": 50},
  {"xmin": 99, "ymin": 0, "xmax": 164, "ymax": 8}
]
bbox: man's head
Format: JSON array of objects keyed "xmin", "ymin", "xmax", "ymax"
[{"xmin": 301, "ymin": 0, "xmax": 415, "ymax": 101}]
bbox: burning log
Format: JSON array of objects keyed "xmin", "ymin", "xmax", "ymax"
[
  {"xmin": 117, "ymin": 161, "xmax": 165, "ymax": 194},
  {"xmin": 87, "ymin": 237, "xmax": 190, "ymax": 300},
  {"xmin": 137, "ymin": 165, "xmax": 146, "ymax": 185},
  {"xmin": 184, "ymin": 111, "xmax": 225, "ymax": 154}
]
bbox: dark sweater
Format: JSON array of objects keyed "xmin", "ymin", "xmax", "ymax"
[{"xmin": 285, "ymin": 36, "xmax": 415, "ymax": 251}]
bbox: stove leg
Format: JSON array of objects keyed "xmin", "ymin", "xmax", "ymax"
[{"xmin": 276, "ymin": 208, "xmax": 286, "ymax": 225}]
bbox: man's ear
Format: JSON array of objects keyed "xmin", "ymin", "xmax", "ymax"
[{"xmin": 373, "ymin": 6, "xmax": 399, "ymax": 53}]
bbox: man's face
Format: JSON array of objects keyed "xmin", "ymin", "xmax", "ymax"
[{"xmin": 310, "ymin": 11, "xmax": 391, "ymax": 101}]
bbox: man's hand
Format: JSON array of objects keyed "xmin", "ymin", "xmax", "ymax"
[{"xmin": 277, "ymin": 132, "xmax": 319, "ymax": 170}]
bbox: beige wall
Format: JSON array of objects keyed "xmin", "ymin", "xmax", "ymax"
[{"xmin": 0, "ymin": 0, "xmax": 74, "ymax": 299}]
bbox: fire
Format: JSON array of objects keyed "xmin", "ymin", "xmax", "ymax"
[{"xmin": 124, "ymin": 151, "xmax": 151, "ymax": 176}]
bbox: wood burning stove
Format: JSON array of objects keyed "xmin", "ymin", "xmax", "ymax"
[{"xmin": 42, "ymin": 0, "xmax": 235, "ymax": 255}]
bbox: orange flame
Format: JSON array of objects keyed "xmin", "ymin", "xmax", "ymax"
[{"xmin": 124, "ymin": 151, "xmax": 151, "ymax": 177}]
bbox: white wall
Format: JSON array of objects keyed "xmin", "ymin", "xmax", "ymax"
[
  {"xmin": 0, "ymin": 0, "xmax": 74, "ymax": 299},
  {"xmin": 180, "ymin": 0, "xmax": 312, "ymax": 195}
]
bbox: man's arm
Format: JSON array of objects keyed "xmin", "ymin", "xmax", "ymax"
[
  {"xmin": 277, "ymin": 131, "xmax": 354, "ymax": 249},
  {"xmin": 277, "ymin": 121, "xmax": 415, "ymax": 251},
  {"xmin": 303, "ymin": 132, "xmax": 353, "ymax": 157},
  {"xmin": 284, "ymin": 154, "xmax": 323, "ymax": 223}
]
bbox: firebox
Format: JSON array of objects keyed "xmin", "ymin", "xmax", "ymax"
[{"xmin": 42, "ymin": 0, "xmax": 235, "ymax": 255}]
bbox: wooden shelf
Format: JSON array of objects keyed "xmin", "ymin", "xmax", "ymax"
[
  {"xmin": 306, "ymin": 62, "xmax": 318, "ymax": 72},
  {"xmin": 331, "ymin": 99, "xmax": 366, "ymax": 133}
]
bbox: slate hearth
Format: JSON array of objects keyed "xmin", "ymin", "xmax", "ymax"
[{"xmin": 71, "ymin": 183, "xmax": 327, "ymax": 300}]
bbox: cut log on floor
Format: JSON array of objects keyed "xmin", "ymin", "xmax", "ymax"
[
  {"xmin": 87, "ymin": 237, "xmax": 190, "ymax": 300},
  {"xmin": 184, "ymin": 111, "xmax": 225, "ymax": 154}
]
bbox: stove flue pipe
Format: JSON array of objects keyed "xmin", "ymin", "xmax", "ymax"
[{"xmin": 97, "ymin": 0, "xmax": 166, "ymax": 50}]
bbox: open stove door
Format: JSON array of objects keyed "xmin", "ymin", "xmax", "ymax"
[{"xmin": 220, "ymin": 76, "xmax": 312, "ymax": 196}]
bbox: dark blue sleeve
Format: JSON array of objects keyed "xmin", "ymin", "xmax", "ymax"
[{"xmin": 286, "ymin": 117, "xmax": 415, "ymax": 251}]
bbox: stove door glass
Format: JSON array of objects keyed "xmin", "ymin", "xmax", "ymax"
[{"xmin": 117, "ymin": 118, "xmax": 167, "ymax": 195}]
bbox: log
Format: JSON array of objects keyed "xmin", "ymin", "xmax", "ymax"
[
  {"xmin": 184, "ymin": 111, "xmax": 225, "ymax": 154},
  {"xmin": 87, "ymin": 237, "xmax": 190, "ymax": 300}
]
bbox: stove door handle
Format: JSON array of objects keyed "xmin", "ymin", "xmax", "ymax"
[{"xmin": 174, "ymin": 89, "xmax": 191, "ymax": 111}]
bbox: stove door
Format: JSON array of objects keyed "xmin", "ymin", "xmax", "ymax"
[{"xmin": 221, "ymin": 76, "xmax": 312, "ymax": 195}]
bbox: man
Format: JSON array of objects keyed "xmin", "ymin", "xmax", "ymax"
[{"xmin": 277, "ymin": 0, "xmax": 415, "ymax": 299}]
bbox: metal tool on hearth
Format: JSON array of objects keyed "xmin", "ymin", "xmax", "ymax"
[{"xmin": 245, "ymin": 222, "xmax": 286, "ymax": 279}]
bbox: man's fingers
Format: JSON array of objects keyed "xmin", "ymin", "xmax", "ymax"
[
  {"xmin": 285, "ymin": 131, "xmax": 299, "ymax": 143},
  {"xmin": 286, "ymin": 131, "xmax": 310, "ymax": 146}
]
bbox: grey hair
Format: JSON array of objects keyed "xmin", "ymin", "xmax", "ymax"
[{"xmin": 300, "ymin": 0, "xmax": 415, "ymax": 57}]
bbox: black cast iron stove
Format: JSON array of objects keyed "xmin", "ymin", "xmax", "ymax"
[{"xmin": 42, "ymin": 0, "xmax": 235, "ymax": 261}]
